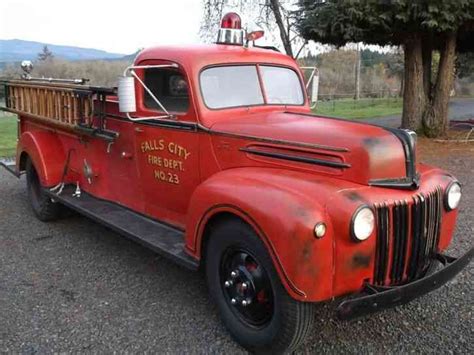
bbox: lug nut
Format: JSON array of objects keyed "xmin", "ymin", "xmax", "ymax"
[
  {"xmin": 224, "ymin": 280, "xmax": 233, "ymax": 288},
  {"xmin": 230, "ymin": 270, "xmax": 239, "ymax": 278},
  {"xmin": 241, "ymin": 299, "xmax": 251, "ymax": 307},
  {"xmin": 241, "ymin": 282, "xmax": 248, "ymax": 290},
  {"xmin": 231, "ymin": 298, "xmax": 237, "ymax": 305}
]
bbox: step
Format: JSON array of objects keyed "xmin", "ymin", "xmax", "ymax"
[{"xmin": 44, "ymin": 185, "xmax": 199, "ymax": 270}]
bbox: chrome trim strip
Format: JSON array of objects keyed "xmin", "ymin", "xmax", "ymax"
[{"xmin": 240, "ymin": 147, "xmax": 351, "ymax": 169}]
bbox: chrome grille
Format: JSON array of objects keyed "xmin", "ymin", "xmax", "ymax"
[{"xmin": 373, "ymin": 186, "xmax": 443, "ymax": 286}]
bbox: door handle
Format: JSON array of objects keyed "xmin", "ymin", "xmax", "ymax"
[
  {"xmin": 121, "ymin": 152, "xmax": 133, "ymax": 159},
  {"xmin": 135, "ymin": 127, "xmax": 144, "ymax": 133}
]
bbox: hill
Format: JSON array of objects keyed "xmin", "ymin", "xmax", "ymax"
[{"xmin": 0, "ymin": 39, "xmax": 127, "ymax": 62}]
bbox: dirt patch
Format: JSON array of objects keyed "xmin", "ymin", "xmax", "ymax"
[
  {"xmin": 417, "ymin": 136, "xmax": 473, "ymax": 213},
  {"xmin": 417, "ymin": 131, "xmax": 474, "ymax": 162}
]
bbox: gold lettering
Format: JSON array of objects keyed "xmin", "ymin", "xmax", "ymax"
[
  {"xmin": 154, "ymin": 169, "xmax": 179, "ymax": 185},
  {"xmin": 160, "ymin": 158, "xmax": 183, "ymax": 171},
  {"xmin": 141, "ymin": 141, "xmax": 151, "ymax": 153},
  {"xmin": 154, "ymin": 169, "xmax": 166, "ymax": 180},
  {"xmin": 167, "ymin": 142, "xmax": 191, "ymax": 160},
  {"xmin": 141, "ymin": 140, "xmax": 166, "ymax": 153},
  {"xmin": 147, "ymin": 155, "xmax": 163, "ymax": 166},
  {"xmin": 143, "ymin": 140, "xmax": 190, "ymax": 185}
]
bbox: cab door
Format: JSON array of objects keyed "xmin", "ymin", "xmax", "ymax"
[
  {"xmin": 104, "ymin": 117, "xmax": 144, "ymax": 212},
  {"xmin": 132, "ymin": 61, "xmax": 200, "ymax": 229}
]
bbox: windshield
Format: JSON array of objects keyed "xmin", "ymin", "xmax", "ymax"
[{"xmin": 200, "ymin": 65, "xmax": 304, "ymax": 109}]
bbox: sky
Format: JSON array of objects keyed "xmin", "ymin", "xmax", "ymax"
[
  {"xmin": 0, "ymin": 0, "xmax": 391, "ymax": 56},
  {"xmin": 0, "ymin": 0, "xmax": 204, "ymax": 54}
]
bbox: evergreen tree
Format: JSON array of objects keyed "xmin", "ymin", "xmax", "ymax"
[
  {"xmin": 37, "ymin": 45, "xmax": 54, "ymax": 61},
  {"xmin": 298, "ymin": 0, "xmax": 474, "ymax": 137}
]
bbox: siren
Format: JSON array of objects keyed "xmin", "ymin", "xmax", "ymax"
[{"xmin": 216, "ymin": 12, "xmax": 244, "ymax": 45}]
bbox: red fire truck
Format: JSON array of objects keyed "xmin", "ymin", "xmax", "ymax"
[{"xmin": 1, "ymin": 13, "xmax": 472, "ymax": 353}]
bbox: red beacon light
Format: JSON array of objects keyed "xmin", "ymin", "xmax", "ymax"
[
  {"xmin": 221, "ymin": 12, "xmax": 242, "ymax": 30},
  {"xmin": 216, "ymin": 12, "xmax": 244, "ymax": 45}
]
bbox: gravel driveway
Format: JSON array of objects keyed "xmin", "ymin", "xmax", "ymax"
[{"xmin": 0, "ymin": 143, "xmax": 472, "ymax": 354}]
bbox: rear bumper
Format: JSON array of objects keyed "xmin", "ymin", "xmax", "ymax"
[{"xmin": 337, "ymin": 247, "xmax": 474, "ymax": 320}]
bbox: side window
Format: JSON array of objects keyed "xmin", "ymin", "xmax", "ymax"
[{"xmin": 143, "ymin": 68, "xmax": 190, "ymax": 114}]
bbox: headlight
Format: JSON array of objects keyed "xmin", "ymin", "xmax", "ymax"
[
  {"xmin": 314, "ymin": 222, "xmax": 327, "ymax": 238},
  {"xmin": 445, "ymin": 181, "xmax": 462, "ymax": 211},
  {"xmin": 351, "ymin": 206, "xmax": 375, "ymax": 241}
]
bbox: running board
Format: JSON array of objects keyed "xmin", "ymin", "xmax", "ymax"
[
  {"xmin": 44, "ymin": 185, "xmax": 199, "ymax": 270},
  {"xmin": 0, "ymin": 159, "xmax": 20, "ymax": 178}
]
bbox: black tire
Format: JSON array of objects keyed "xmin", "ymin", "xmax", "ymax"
[
  {"xmin": 205, "ymin": 218, "xmax": 315, "ymax": 354},
  {"xmin": 26, "ymin": 158, "xmax": 61, "ymax": 221}
]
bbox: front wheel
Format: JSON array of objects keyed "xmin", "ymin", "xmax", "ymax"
[
  {"xmin": 26, "ymin": 158, "xmax": 61, "ymax": 221},
  {"xmin": 205, "ymin": 218, "xmax": 315, "ymax": 354}
]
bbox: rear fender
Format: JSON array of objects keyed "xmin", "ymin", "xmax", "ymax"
[
  {"xmin": 186, "ymin": 168, "xmax": 339, "ymax": 301},
  {"xmin": 18, "ymin": 131, "xmax": 65, "ymax": 187}
]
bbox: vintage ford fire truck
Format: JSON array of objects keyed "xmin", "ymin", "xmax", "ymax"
[{"xmin": 1, "ymin": 13, "xmax": 472, "ymax": 353}]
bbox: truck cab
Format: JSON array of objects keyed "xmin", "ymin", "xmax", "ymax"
[
  {"xmin": 112, "ymin": 44, "xmax": 314, "ymax": 228},
  {"xmin": 1, "ymin": 12, "xmax": 471, "ymax": 354}
]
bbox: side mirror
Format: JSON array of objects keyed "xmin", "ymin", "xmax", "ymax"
[
  {"xmin": 300, "ymin": 66, "xmax": 319, "ymax": 109},
  {"xmin": 118, "ymin": 75, "xmax": 136, "ymax": 113},
  {"xmin": 310, "ymin": 73, "xmax": 319, "ymax": 108}
]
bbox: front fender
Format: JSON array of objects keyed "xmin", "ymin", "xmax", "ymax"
[
  {"xmin": 18, "ymin": 130, "xmax": 65, "ymax": 187},
  {"xmin": 186, "ymin": 167, "xmax": 356, "ymax": 301}
]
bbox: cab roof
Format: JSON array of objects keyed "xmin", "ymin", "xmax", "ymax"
[{"xmin": 134, "ymin": 44, "xmax": 298, "ymax": 72}]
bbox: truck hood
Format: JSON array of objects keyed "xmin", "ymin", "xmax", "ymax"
[{"xmin": 209, "ymin": 111, "xmax": 409, "ymax": 186}]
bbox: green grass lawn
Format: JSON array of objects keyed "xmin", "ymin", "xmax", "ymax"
[
  {"xmin": 313, "ymin": 97, "xmax": 403, "ymax": 119},
  {"xmin": 0, "ymin": 115, "xmax": 17, "ymax": 158}
]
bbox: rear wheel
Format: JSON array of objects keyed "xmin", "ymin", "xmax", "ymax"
[
  {"xmin": 205, "ymin": 218, "xmax": 315, "ymax": 354},
  {"xmin": 26, "ymin": 158, "xmax": 61, "ymax": 221}
]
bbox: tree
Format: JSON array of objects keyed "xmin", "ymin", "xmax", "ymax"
[
  {"xmin": 298, "ymin": 1, "xmax": 474, "ymax": 137},
  {"xmin": 200, "ymin": 0, "xmax": 306, "ymax": 58},
  {"xmin": 456, "ymin": 52, "xmax": 474, "ymax": 79},
  {"xmin": 383, "ymin": 50, "xmax": 405, "ymax": 97},
  {"xmin": 37, "ymin": 45, "xmax": 54, "ymax": 61},
  {"xmin": 298, "ymin": 49, "xmax": 400, "ymax": 99}
]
